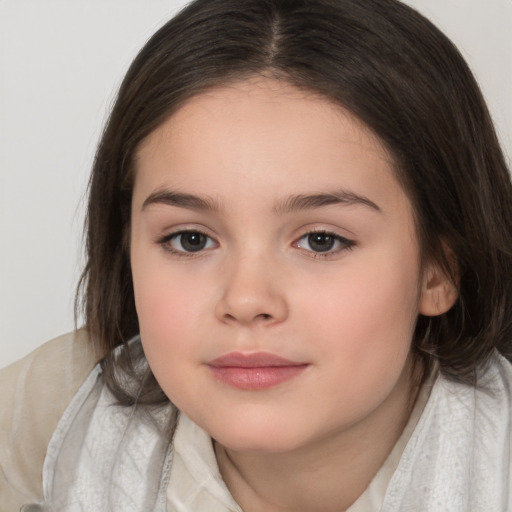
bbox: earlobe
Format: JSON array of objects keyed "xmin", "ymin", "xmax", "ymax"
[{"xmin": 419, "ymin": 263, "xmax": 458, "ymax": 317}]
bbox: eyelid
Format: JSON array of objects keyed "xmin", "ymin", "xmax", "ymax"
[
  {"xmin": 154, "ymin": 225, "xmax": 355, "ymax": 259},
  {"xmin": 292, "ymin": 229, "xmax": 355, "ymax": 259},
  {"xmin": 156, "ymin": 227, "xmax": 219, "ymax": 257}
]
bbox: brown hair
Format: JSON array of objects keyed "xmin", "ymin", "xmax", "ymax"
[{"xmin": 77, "ymin": 0, "xmax": 512, "ymax": 403}]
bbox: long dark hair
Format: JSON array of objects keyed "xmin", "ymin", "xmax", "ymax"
[{"xmin": 77, "ymin": 0, "xmax": 512, "ymax": 404}]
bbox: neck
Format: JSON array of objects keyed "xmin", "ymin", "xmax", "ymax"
[{"xmin": 215, "ymin": 357, "xmax": 423, "ymax": 512}]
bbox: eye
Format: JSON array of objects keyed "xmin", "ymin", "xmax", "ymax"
[
  {"xmin": 160, "ymin": 230, "xmax": 217, "ymax": 254},
  {"xmin": 294, "ymin": 231, "xmax": 354, "ymax": 255}
]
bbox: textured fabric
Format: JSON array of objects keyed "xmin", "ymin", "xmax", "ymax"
[
  {"xmin": 380, "ymin": 353, "xmax": 512, "ymax": 511},
  {"xmin": 35, "ymin": 338, "xmax": 403, "ymax": 512},
  {"xmin": 2, "ymin": 333, "xmax": 512, "ymax": 511},
  {"xmin": 1, "ymin": 334, "xmax": 407, "ymax": 511},
  {"xmin": 0, "ymin": 331, "xmax": 101, "ymax": 512},
  {"xmin": 346, "ymin": 369, "xmax": 435, "ymax": 512},
  {"xmin": 168, "ymin": 414, "xmax": 243, "ymax": 512},
  {"xmin": 41, "ymin": 361, "xmax": 174, "ymax": 512}
]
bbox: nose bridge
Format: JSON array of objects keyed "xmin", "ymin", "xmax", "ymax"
[{"xmin": 216, "ymin": 247, "xmax": 288, "ymax": 326}]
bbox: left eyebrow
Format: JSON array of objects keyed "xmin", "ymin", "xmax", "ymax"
[
  {"xmin": 141, "ymin": 190, "xmax": 221, "ymax": 212},
  {"xmin": 274, "ymin": 189, "xmax": 381, "ymax": 214}
]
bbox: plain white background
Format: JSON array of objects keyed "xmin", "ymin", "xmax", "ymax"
[{"xmin": 1, "ymin": 0, "xmax": 511, "ymax": 367}]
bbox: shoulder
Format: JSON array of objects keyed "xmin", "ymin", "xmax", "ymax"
[
  {"xmin": 385, "ymin": 353, "xmax": 512, "ymax": 510},
  {"xmin": 0, "ymin": 330, "xmax": 103, "ymax": 511},
  {"xmin": 431, "ymin": 352, "xmax": 512, "ymax": 449},
  {"xmin": 478, "ymin": 351, "xmax": 512, "ymax": 392},
  {"xmin": 473, "ymin": 352, "xmax": 512, "ymax": 441},
  {"xmin": 443, "ymin": 352, "xmax": 512, "ymax": 418}
]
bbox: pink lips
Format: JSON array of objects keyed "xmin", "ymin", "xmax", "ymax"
[{"xmin": 207, "ymin": 352, "xmax": 308, "ymax": 390}]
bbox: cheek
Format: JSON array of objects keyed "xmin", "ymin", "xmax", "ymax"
[
  {"xmin": 131, "ymin": 249, "xmax": 208, "ymax": 364},
  {"xmin": 293, "ymin": 255, "xmax": 421, "ymax": 423},
  {"xmin": 132, "ymin": 262, "xmax": 211, "ymax": 409},
  {"xmin": 303, "ymin": 247, "xmax": 421, "ymax": 367}
]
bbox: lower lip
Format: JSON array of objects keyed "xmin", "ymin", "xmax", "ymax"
[{"xmin": 207, "ymin": 365, "xmax": 308, "ymax": 390}]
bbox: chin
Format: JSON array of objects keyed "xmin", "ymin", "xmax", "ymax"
[{"xmin": 210, "ymin": 420, "xmax": 312, "ymax": 454}]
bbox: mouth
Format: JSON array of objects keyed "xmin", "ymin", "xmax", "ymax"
[{"xmin": 206, "ymin": 352, "xmax": 309, "ymax": 390}]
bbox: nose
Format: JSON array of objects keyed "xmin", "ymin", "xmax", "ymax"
[{"xmin": 215, "ymin": 255, "xmax": 288, "ymax": 327}]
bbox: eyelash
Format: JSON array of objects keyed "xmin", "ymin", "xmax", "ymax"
[
  {"xmin": 157, "ymin": 229, "xmax": 217, "ymax": 258},
  {"xmin": 156, "ymin": 229, "xmax": 355, "ymax": 259},
  {"xmin": 293, "ymin": 230, "xmax": 355, "ymax": 260}
]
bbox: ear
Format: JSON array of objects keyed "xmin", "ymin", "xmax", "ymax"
[{"xmin": 419, "ymin": 261, "xmax": 458, "ymax": 317}]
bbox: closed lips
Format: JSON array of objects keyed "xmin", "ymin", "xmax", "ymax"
[{"xmin": 207, "ymin": 352, "xmax": 309, "ymax": 390}]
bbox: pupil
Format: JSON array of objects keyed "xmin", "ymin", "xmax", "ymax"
[
  {"xmin": 308, "ymin": 233, "xmax": 334, "ymax": 252},
  {"xmin": 181, "ymin": 232, "xmax": 206, "ymax": 252}
]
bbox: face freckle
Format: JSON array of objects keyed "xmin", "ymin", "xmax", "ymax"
[{"xmin": 130, "ymin": 76, "xmax": 426, "ymax": 455}]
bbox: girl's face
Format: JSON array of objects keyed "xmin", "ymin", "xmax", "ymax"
[{"xmin": 130, "ymin": 78, "xmax": 430, "ymax": 453}]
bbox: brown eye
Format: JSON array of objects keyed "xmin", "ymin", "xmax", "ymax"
[
  {"xmin": 295, "ymin": 231, "xmax": 354, "ymax": 255},
  {"xmin": 307, "ymin": 233, "xmax": 336, "ymax": 252},
  {"xmin": 167, "ymin": 230, "xmax": 216, "ymax": 253},
  {"xmin": 179, "ymin": 232, "xmax": 207, "ymax": 252}
]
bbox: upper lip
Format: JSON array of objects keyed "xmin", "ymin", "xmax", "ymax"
[{"xmin": 207, "ymin": 352, "xmax": 304, "ymax": 368}]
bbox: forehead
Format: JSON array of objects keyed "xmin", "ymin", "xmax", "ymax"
[
  {"xmin": 133, "ymin": 77, "xmax": 407, "ymax": 215},
  {"xmin": 138, "ymin": 77, "xmax": 390, "ymax": 162}
]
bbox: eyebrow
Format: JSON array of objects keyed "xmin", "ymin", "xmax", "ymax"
[
  {"xmin": 274, "ymin": 190, "xmax": 381, "ymax": 214},
  {"xmin": 141, "ymin": 188, "xmax": 381, "ymax": 214},
  {"xmin": 142, "ymin": 190, "xmax": 221, "ymax": 212}
]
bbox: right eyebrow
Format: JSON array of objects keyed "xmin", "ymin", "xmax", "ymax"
[
  {"xmin": 274, "ymin": 189, "xmax": 381, "ymax": 214},
  {"xmin": 141, "ymin": 189, "xmax": 221, "ymax": 212}
]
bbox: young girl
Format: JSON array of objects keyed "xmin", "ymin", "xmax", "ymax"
[{"xmin": 2, "ymin": 0, "xmax": 512, "ymax": 510}]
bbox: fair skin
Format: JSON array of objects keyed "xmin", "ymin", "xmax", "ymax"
[{"xmin": 130, "ymin": 77, "xmax": 456, "ymax": 511}]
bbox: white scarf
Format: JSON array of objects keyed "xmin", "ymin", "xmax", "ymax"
[{"xmin": 35, "ymin": 345, "xmax": 512, "ymax": 511}]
